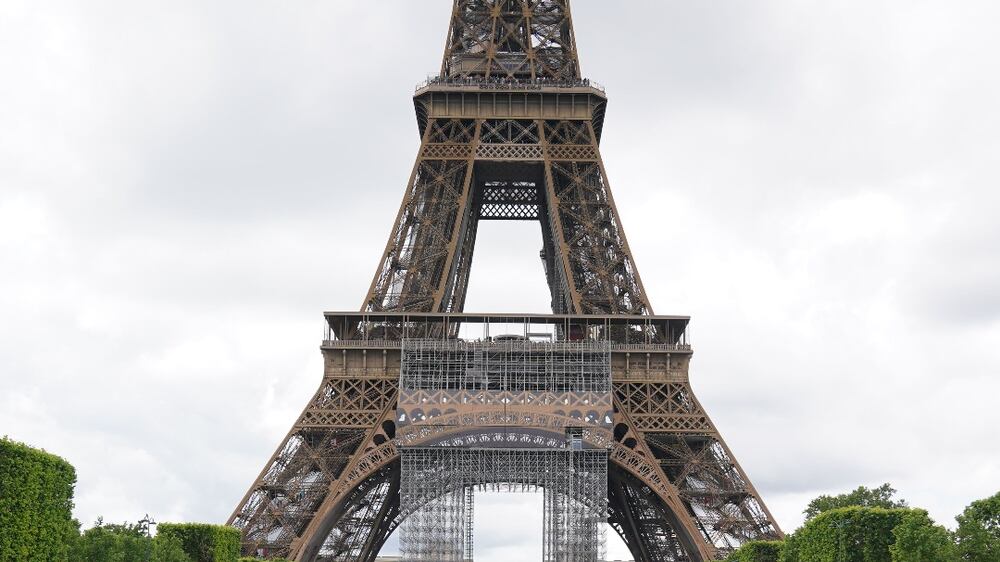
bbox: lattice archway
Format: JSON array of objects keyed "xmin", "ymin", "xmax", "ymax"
[{"xmin": 296, "ymin": 442, "xmax": 711, "ymax": 562}]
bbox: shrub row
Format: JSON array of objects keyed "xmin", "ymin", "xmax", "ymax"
[
  {"xmin": 0, "ymin": 437, "xmax": 78, "ymax": 562},
  {"xmin": 158, "ymin": 523, "xmax": 241, "ymax": 562},
  {"xmin": 726, "ymin": 540, "xmax": 783, "ymax": 562}
]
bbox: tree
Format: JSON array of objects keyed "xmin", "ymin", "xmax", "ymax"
[
  {"xmin": 890, "ymin": 509, "xmax": 958, "ymax": 562},
  {"xmin": 71, "ymin": 519, "xmax": 191, "ymax": 562},
  {"xmin": 780, "ymin": 506, "xmax": 908, "ymax": 562},
  {"xmin": 804, "ymin": 483, "xmax": 908, "ymax": 520},
  {"xmin": 955, "ymin": 491, "xmax": 1000, "ymax": 562}
]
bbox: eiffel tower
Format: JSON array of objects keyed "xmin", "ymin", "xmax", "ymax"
[{"xmin": 229, "ymin": 2, "xmax": 782, "ymax": 560}]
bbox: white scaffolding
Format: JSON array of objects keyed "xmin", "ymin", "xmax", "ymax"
[
  {"xmin": 399, "ymin": 448, "xmax": 608, "ymax": 562},
  {"xmin": 398, "ymin": 482, "xmax": 473, "ymax": 561},
  {"xmin": 398, "ymin": 337, "xmax": 611, "ymax": 561},
  {"xmin": 400, "ymin": 339, "xmax": 611, "ymax": 393}
]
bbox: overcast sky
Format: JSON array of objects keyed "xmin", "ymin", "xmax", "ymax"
[{"xmin": 2, "ymin": 1, "xmax": 999, "ymax": 560}]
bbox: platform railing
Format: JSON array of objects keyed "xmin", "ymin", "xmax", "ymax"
[
  {"xmin": 416, "ymin": 75, "xmax": 606, "ymax": 93},
  {"xmin": 321, "ymin": 338, "xmax": 691, "ymax": 353}
]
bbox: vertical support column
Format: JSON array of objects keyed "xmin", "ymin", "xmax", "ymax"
[
  {"xmin": 400, "ymin": 449, "xmax": 472, "ymax": 562},
  {"xmin": 465, "ymin": 486, "xmax": 475, "ymax": 562},
  {"xmin": 542, "ymin": 451, "xmax": 608, "ymax": 562}
]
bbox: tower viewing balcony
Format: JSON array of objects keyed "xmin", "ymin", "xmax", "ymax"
[{"xmin": 321, "ymin": 312, "xmax": 693, "ymax": 385}]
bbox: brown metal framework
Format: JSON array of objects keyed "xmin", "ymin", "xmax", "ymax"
[{"xmin": 229, "ymin": 2, "xmax": 781, "ymax": 561}]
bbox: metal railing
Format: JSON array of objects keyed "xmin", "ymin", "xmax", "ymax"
[
  {"xmin": 322, "ymin": 338, "xmax": 691, "ymax": 353},
  {"xmin": 416, "ymin": 75, "xmax": 606, "ymax": 94}
]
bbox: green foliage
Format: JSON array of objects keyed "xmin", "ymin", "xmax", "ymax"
[
  {"xmin": 955, "ymin": 491, "xmax": 1000, "ymax": 561},
  {"xmin": 890, "ymin": 510, "xmax": 958, "ymax": 562},
  {"xmin": 804, "ymin": 483, "xmax": 909, "ymax": 520},
  {"xmin": 69, "ymin": 519, "xmax": 192, "ymax": 562},
  {"xmin": 781, "ymin": 507, "xmax": 908, "ymax": 562},
  {"xmin": 0, "ymin": 437, "xmax": 79, "ymax": 562},
  {"xmin": 236, "ymin": 559, "xmax": 291, "ymax": 562},
  {"xmin": 153, "ymin": 536, "xmax": 195, "ymax": 562},
  {"xmin": 781, "ymin": 506, "xmax": 963, "ymax": 562},
  {"xmin": 726, "ymin": 540, "xmax": 784, "ymax": 562},
  {"xmin": 157, "ymin": 523, "xmax": 240, "ymax": 562}
]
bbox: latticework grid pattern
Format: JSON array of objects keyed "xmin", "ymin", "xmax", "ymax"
[
  {"xmin": 400, "ymin": 339, "xmax": 611, "ymax": 393},
  {"xmin": 399, "ymin": 448, "xmax": 608, "ymax": 562}
]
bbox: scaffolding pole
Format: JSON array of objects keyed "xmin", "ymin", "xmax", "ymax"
[
  {"xmin": 400, "ymin": 448, "xmax": 608, "ymax": 562},
  {"xmin": 400, "ymin": 339, "xmax": 612, "ymax": 394}
]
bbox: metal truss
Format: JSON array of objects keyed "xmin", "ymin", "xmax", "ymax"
[
  {"xmin": 608, "ymin": 470, "xmax": 691, "ymax": 562},
  {"xmin": 442, "ymin": 0, "xmax": 580, "ymax": 81},
  {"xmin": 479, "ymin": 181, "xmax": 541, "ymax": 220},
  {"xmin": 229, "ymin": 375, "xmax": 398, "ymax": 560},
  {"xmin": 646, "ymin": 433, "xmax": 778, "ymax": 552},
  {"xmin": 364, "ymin": 116, "xmax": 651, "ymax": 316},
  {"xmin": 399, "ymin": 448, "xmax": 608, "ymax": 562},
  {"xmin": 231, "ymin": 1, "xmax": 782, "ymax": 560},
  {"xmin": 315, "ymin": 463, "xmax": 399, "ymax": 562}
]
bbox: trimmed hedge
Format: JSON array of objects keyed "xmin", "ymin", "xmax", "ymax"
[
  {"xmin": 727, "ymin": 540, "xmax": 784, "ymax": 562},
  {"xmin": 158, "ymin": 523, "xmax": 240, "ymax": 562},
  {"xmin": 0, "ymin": 437, "xmax": 78, "ymax": 562}
]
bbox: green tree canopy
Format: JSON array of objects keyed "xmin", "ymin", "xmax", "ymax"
[
  {"xmin": 781, "ymin": 506, "xmax": 961, "ymax": 562},
  {"xmin": 804, "ymin": 483, "xmax": 908, "ymax": 520},
  {"xmin": 782, "ymin": 506, "xmax": 906, "ymax": 562},
  {"xmin": 955, "ymin": 491, "xmax": 1000, "ymax": 562},
  {"xmin": 71, "ymin": 519, "xmax": 191, "ymax": 562},
  {"xmin": 890, "ymin": 509, "xmax": 958, "ymax": 562}
]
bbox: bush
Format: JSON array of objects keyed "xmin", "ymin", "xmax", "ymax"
[
  {"xmin": 727, "ymin": 540, "xmax": 784, "ymax": 562},
  {"xmin": 237, "ymin": 559, "xmax": 291, "ymax": 562},
  {"xmin": 0, "ymin": 437, "xmax": 79, "ymax": 562},
  {"xmin": 158, "ymin": 523, "xmax": 240, "ymax": 562}
]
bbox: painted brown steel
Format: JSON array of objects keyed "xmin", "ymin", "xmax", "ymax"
[
  {"xmin": 230, "ymin": 312, "xmax": 779, "ymax": 560},
  {"xmin": 229, "ymin": 1, "xmax": 782, "ymax": 560}
]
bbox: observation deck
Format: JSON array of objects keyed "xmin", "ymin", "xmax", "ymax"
[
  {"xmin": 415, "ymin": 76, "xmax": 606, "ymax": 96},
  {"xmin": 412, "ymin": 76, "xmax": 611, "ymax": 141},
  {"xmin": 322, "ymin": 312, "xmax": 693, "ymax": 384}
]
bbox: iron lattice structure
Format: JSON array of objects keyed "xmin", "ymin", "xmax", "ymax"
[
  {"xmin": 399, "ymin": 449, "xmax": 607, "ymax": 562},
  {"xmin": 395, "ymin": 337, "xmax": 613, "ymax": 560},
  {"xmin": 441, "ymin": 0, "xmax": 581, "ymax": 81},
  {"xmin": 229, "ymin": 1, "xmax": 782, "ymax": 561}
]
